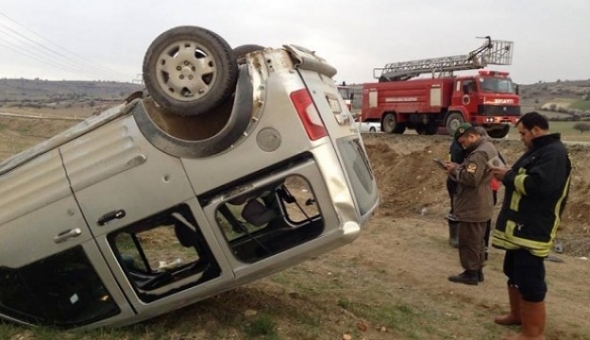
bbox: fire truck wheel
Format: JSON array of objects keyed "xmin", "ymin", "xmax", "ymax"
[
  {"xmin": 393, "ymin": 124, "xmax": 406, "ymax": 134},
  {"xmin": 382, "ymin": 113, "xmax": 405, "ymax": 134},
  {"xmin": 234, "ymin": 44, "xmax": 265, "ymax": 65},
  {"xmin": 445, "ymin": 112, "xmax": 465, "ymax": 136},
  {"xmin": 487, "ymin": 125, "xmax": 510, "ymax": 139},
  {"xmin": 142, "ymin": 26, "xmax": 238, "ymax": 117},
  {"xmin": 425, "ymin": 123, "xmax": 438, "ymax": 135}
]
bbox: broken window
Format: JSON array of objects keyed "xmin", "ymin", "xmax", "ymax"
[
  {"xmin": 215, "ymin": 175, "xmax": 324, "ymax": 263},
  {"xmin": 108, "ymin": 204, "xmax": 221, "ymax": 303},
  {"xmin": 0, "ymin": 246, "xmax": 119, "ymax": 327}
]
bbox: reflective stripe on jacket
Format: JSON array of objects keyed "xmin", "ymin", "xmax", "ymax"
[{"xmin": 492, "ymin": 133, "xmax": 572, "ymax": 257}]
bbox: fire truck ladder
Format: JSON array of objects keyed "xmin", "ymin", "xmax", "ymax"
[{"xmin": 375, "ymin": 37, "xmax": 514, "ymax": 82}]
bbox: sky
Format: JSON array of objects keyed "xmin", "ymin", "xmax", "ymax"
[{"xmin": 0, "ymin": 0, "xmax": 588, "ymax": 85}]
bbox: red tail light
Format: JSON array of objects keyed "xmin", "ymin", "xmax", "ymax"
[{"xmin": 290, "ymin": 89, "xmax": 327, "ymax": 141}]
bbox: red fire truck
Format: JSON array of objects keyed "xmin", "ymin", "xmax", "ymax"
[{"xmin": 361, "ymin": 37, "xmax": 520, "ymax": 138}]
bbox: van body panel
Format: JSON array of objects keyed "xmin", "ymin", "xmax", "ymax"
[{"xmin": 60, "ymin": 117, "xmax": 195, "ymax": 237}]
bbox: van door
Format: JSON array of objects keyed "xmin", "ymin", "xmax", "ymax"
[
  {"xmin": 60, "ymin": 117, "xmax": 233, "ymax": 314},
  {"xmin": 0, "ymin": 149, "xmax": 134, "ymax": 328}
]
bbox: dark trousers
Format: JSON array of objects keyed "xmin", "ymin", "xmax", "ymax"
[
  {"xmin": 503, "ymin": 249, "xmax": 547, "ymax": 302},
  {"xmin": 446, "ymin": 178, "xmax": 457, "ymax": 215},
  {"xmin": 458, "ymin": 221, "xmax": 487, "ymax": 271},
  {"xmin": 483, "ymin": 191, "xmax": 498, "ymax": 249}
]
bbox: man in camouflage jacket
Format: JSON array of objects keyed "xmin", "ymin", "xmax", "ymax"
[{"xmin": 444, "ymin": 123, "xmax": 499, "ymax": 285}]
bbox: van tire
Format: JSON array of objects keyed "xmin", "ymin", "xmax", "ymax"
[
  {"xmin": 234, "ymin": 44, "xmax": 265, "ymax": 65},
  {"xmin": 135, "ymin": 66, "xmax": 253, "ymax": 158},
  {"xmin": 142, "ymin": 26, "xmax": 238, "ymax": 117}
]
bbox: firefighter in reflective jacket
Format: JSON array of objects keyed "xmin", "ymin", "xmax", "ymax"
[{"xmin": 490, "ymin": 112, "xmax": 572, "ymax": 339}]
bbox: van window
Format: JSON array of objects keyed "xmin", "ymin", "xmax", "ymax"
[
  {"xmin": 336, "ymin": 136, "xmax": 378, "ymax": 216},
  {"xmin": 215, "ymin": 175, "xmax": 323, "ymax": 263},
  {"xmin": 0, "ymin": 246, "xmax": 119, "ymax": 327},
  {"xmin": 108, "ymin": 204, "xmax": 221, "ymax": 303}
]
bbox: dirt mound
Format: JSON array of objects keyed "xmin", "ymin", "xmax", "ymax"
[
  {"xmin": 364, "ymin": 137, "xmax": 447, "ymax": 218},
  {"xmin": 362, "ymin": 133, "xmax": 590, "ymax": 255}
]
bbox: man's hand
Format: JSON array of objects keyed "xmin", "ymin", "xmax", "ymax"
[
  {"xmin": 490, "ymin": 166, "xmax": 510, "ymax": 181},
  {"xmin": 444, "ymin": 161, "xmax": 458, "ymax": 174}
]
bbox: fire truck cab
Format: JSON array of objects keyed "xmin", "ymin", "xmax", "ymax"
[{"xmin": 450, "ymin": 70, "xmax": 520, "ymax": 138}]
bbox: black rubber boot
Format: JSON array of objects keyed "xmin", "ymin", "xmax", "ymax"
[
  {"xmin": 448, "ymin": 270, "xmax": 478, "ymax": 285},
  {"xmin": 448, "ymin": 220, "xmax": 459, "ymax": 248}
]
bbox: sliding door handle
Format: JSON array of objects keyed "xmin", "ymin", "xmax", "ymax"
[{"xmin": 54, "ymin": 228, "xmax": 82, "ymax": 244}]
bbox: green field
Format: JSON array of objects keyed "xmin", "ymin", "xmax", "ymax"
[
  {"xmin": 569, "ymin": 100, "xmax": 590, "ymax": 111},
  {"xmin": 503, "ymin": 121, "xmax": 590, "ymax": 142},
  {"xmin": 548, "ymin": 121, "xmax": 590, "ymax": 141}
]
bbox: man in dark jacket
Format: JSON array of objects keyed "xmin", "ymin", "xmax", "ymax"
[
  {"xmin": 490, "ymin": 112, "xmax": 571, "ymax": 339},
  {"xmin": 444, "ymin": 123, "xmax": 499, "ymax": 285}
]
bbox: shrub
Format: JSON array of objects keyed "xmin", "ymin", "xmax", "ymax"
[
  {"xmin": 245, "ymin": 315, "xmax": 278, "ymax": 337},
  {"xmin": 573, "ymin": 122, "xmax": 590, "ymax": 133}
]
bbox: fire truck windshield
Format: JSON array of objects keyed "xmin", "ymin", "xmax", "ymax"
[{"xmin": 479, "ymin": 77, "xmax": 516, "ymax": 94}]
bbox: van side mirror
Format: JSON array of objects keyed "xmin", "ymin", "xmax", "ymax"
[{"xmin": 515, "ymin": 85, "xmax": 519, "ymax": 95}]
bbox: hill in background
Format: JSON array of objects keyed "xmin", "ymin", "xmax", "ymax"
[
  {"xmin": 2, "ymin": 77, "xmax": 590, "ymax": 116},
  {"xmin": 0, "ymin": 78, "xmax": 143, "ymax": 115},
  {"xmin": 2, "ymin": 77, "xmax": 590, "ymax": 124},
  {"xmin": 520, "ymin": 79, "xmax": 590, "ymax": 119},
  {"xmin": 0, "ymin": 78, "xmax": 143, "ymax": 100}
]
